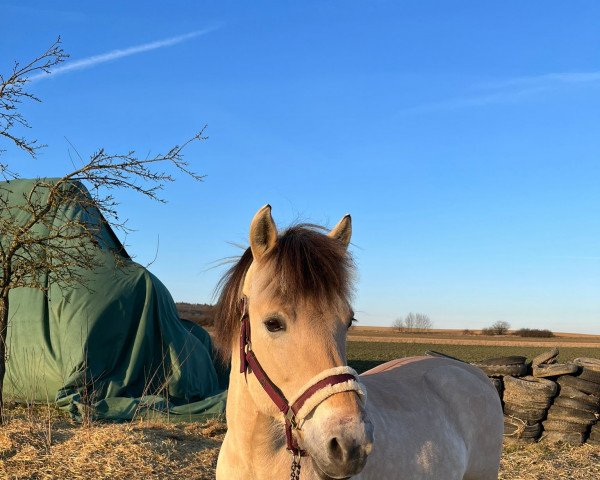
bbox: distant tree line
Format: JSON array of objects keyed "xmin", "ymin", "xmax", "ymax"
[
  {"xmin": 513, "ymin": 328, "xmax": 554, "ymax": 338},
  {"xmin": 479, "ymin": 321, "xmax": 554, "ymax": 338},
  {"xmin": 393, "ymin": 312, "xmax": 433, "ymax": 333},
  {"xmin": 176, "ymin": 303, "xmax": 215, "ymax": 327}
]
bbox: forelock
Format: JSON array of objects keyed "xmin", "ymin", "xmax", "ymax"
[{"xmin": 263, "ymin": 224, "xmax": 354, "ymax": 306}]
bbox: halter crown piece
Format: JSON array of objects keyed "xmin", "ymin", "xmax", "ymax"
[{"xmin": 238, "ymin": 296, "xmax": 367, "ymax": 478}]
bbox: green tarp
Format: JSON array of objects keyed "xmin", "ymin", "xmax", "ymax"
[{"xmin": 1, "ymin": 178, "xmax": 227, "ymax": 421}]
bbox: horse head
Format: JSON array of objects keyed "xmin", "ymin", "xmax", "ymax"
[{"xmin": 215, "ymin": 205, "xmax": 374, "ymax": 479}]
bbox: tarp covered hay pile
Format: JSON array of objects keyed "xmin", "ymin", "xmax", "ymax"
[{"xmin": 0, "ymin": 178, "xmax": 227, "ymax": 421}]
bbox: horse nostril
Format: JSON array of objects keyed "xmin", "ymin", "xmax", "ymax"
[
  {"xmin": 328, "ymin": 436, "xmax": 363, "ymax": 464},
  {"xmin": 323, "ymin": 435, "xmax": 370, "ymax": 476},
  {"xmin": 329, "ymin": 437, "xmax": 343, "ymax": 461}
]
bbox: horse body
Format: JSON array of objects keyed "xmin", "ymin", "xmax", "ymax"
[
  {"xmin": 215, "ymin": 206, "xmax": 503, "ymax": 480},
  {"xmin": 218, "ymin": 355, "xmax": 503, "ymax": 480},
  {"xmin": 357, "ymin": 357, "xmax": 503, "ymax": 479}
]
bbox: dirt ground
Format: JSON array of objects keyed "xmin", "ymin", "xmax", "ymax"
[{"xmin": 0, "ymin": 407, "xmax": 598, "ymax": 480}]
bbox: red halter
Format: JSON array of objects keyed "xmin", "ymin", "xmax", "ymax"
[{"xmin": 238, "ymin": 296, "xmax": 360, "ymax": 457}]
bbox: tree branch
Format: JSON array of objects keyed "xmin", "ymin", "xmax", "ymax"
[{"xmin": 0, "ymin": 37, "xmax": 68, "ymax": 170}]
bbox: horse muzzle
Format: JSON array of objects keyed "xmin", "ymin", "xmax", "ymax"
[{"xmin": 306, "ymin": 411, "xmax": 374, "ymax": 479}]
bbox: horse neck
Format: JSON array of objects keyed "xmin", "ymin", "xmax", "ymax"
[{"xmin": 222, "ymin": 347, "xmax": 290, "ymax": 478}]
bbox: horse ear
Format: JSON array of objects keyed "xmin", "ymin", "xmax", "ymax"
[
  {"xmin": 328, "ymin": 214, "xmax": 352, "ymax": 248},
  {"xmin": 249, "ymin": 204, "xmax": 278, "ymax": 262}
]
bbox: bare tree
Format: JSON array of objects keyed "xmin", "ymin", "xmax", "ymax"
[
  {"xmin": 482, "ymin": 321, "xmax": 511, "ymax": 336},
  {"xmin": 392, "ymin": 317, "xmax": 405, "ymax": 332},
  {"xmin": 491, "ymin": 320, "xmax": 510, "ymax": 336},
  {"xmin": 413, "ymin": 313, "xmax": 432, "ymax": 333},
  {"xmin": 396, "ymin": 313, "xmax": 433, "ymax": 333},
  {"xmin": 419, "ymin": 313, "xmax": 433, "ymax": 332},
  {"xmin": 0, "ymin": 37, "xmax": 68, "ymax": 171},
  {"xmin": 0, "ymin": 39, "xmax": 205, "ymax": 420},
  {"xmin": 403, "ymin": 313, "xmax": 416, "ymax": 332}
]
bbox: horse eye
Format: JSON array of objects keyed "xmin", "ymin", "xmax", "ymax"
[
  {"xmin": 347, "ymin": 317, "xmax": 357, "ymax": 329},
  {"xmin": 264, "ymin": 318, "xmax": 284, "ymax": 332}
]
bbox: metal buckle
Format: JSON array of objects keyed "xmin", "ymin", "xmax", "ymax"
[
  {"xmin": 285, "ymin": 409, "xmax": 298, "ymax": 429},
  {"xmin": 239, "ymin": 296, "xmax": 248, "ymax": 320}
]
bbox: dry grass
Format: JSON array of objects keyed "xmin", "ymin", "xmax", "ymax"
[
  {"xmin": 0, "ymin": 405, "xmax": 225, "ymax": 479},
  {"xmin": 0, "ymin": 404, "xmax": 598, "ymax": 479},
  {"xmin": 500, "ymin": 440, "xmax": 600, "ymax": 479}
]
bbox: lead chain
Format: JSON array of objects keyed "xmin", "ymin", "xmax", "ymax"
[{"xmin": 290, "ymin": 456, "xmax": 301, "ymax": 480}]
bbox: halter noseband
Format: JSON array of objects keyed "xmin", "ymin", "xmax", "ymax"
[{"xmin": 238, "ymin": 296, "xmax": 366, "ymax": 458}]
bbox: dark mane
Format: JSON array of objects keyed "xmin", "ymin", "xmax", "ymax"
[{"xmin": 213, "ymin": 224, "xmax": 354, "ymax": 362}]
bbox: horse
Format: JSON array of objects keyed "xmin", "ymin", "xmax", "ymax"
[{"xmin": 214, "ymin": 205, "xmax": 503, "ymax": 480}]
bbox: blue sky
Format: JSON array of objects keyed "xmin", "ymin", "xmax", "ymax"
[{"xmin": 2, "ymin": 2, "xmax": 599, "ymax": 333}]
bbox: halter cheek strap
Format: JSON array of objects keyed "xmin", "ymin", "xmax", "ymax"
[{"xmin": 238, "ymin": 296, "xmax": 367, "ymax": 457}]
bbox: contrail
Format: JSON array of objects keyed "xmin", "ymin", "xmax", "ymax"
[
  {"xmin": 478, "ymin": 71, "xmax": 600, "ymax": 90},
  {"xmin": 398, "ymin": 70, "xmax": 600, "ymax": 115},
  {"xmin": 397, "ymin": 85, "xmax": 548, "ymax": 115},
  {"xmin": 29, "ymin": 27, "xmax": 218, "ymax": 82}
]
